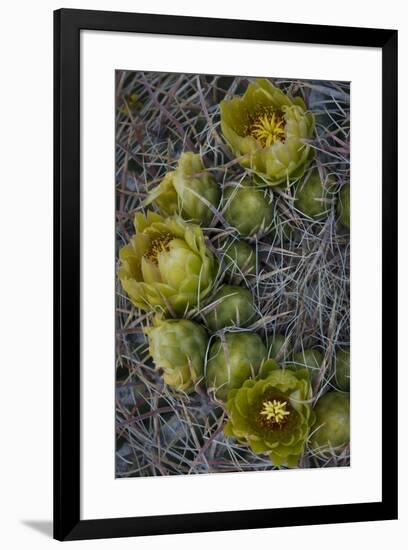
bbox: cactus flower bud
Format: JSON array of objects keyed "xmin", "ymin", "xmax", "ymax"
[
  {"xmin": 223, "ymin": 182, "xmax": 273, "ymax": 237},
  {"xmin": 268, "ymin": 334, "xmax": 291, "ymax": 362},
  {"xmin": 334, "ymin": 348, "xmax": 350, "ymax": 391},
  {"xmin": 145, "ymin": 171, "xmax": 179, "ymax": 217},
  {"xmin": 206, "ymin": 332, "xmax": 267, "ymax": 401},
  {"xmin": 222, "ymin": 239, "xmax": 257, "ymax": 279},
  {"xmin": 145, "ymin": 152, "xmax": 220, "ymax": 224},
  {"xmin": 295, "ymin": 170, "xmax": 333, "ymax": 219},
  {"xmin": 337, "ymin": 183, "xmax": 350, "ymax": 230},
  {"xmin": 310, "ymin": 392, "xmax": 350, "ymax": 454},
  {"xmin": 288, "ymin": 349, "xmax": 323, "ymax": 380},
  {"xmin": 203, "ymin": 285, "xmax": 256, "ymax": 331},
  {"xmin": 144, "ymin": 316, "xmax": 208, "ymax": 393}
]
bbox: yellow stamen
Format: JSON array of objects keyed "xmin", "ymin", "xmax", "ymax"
[
  {"xmin": 260, "ymin": 399, "xmax": 290, "ymax": 424},
  {"xmin": 144, "ymin": 234, "xmax": 173, "ymax": 265},
  {"xmin": 249, "ymin": 111, "xmax": 285, "ymax": 147}
]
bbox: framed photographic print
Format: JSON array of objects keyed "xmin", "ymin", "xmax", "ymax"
[{"xmin": 54, "ymin": 8, "xmax": 398, "ymax": 541}]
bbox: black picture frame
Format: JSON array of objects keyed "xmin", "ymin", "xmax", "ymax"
[{"xmin": 54, "ymin": 8, "xmax": 398, "ymax": 541}]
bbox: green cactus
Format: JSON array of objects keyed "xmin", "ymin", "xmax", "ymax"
[
  {"xmin": 310, "ymin": 392, "xmax": 350, "ymax": 454},
  {"xmin": 203, "ymin": 285, "xmax": 256, "ymax": 331},
  {"xmin": 337, "ymin": 183, "xmax": 350, "ymax": 230},
  {"xmin": 222, "ymin": 239, "xmax": 257, "ymax": 279},
  {"xmin": 289, "ymin": 349, "xmax": 323, "ymax": 378},
  {"xmin": 334, "ymin": 348, "xmax": 350, "ymax": 391},
  {"xmin": 223, "ymin": 182, "xmax": 273, "ymax": 237},
  {"xmin": 206, "ymin": 331, "xmax": 267, "ymax": 401},
  {"xmin": 144, "ymin": 316, "xmax": 208, "ymax": 393},
  {"xmin": 144, "ymin": 152, "xmax": 221, "ymax": 224},
  {"xmin": 268, "ymin": 334, "xmax": 291, "ymax": 362},
  {"xmin": 295, "ymin": 169, "xmax": 333, "ymax": 219}
]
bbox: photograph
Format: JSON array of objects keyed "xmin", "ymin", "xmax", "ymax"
[
  {"xmin": 115, "ymin": 70, "xmax": 351, "ymax": 477},
  {"xmin": 0, "ymin": 0, "xmax": 400, "ymax": 546}
]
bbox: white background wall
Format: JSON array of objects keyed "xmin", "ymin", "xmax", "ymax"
[{"xmin": 0, "ymin": 0, "xmax": 405, "ymax": 548}]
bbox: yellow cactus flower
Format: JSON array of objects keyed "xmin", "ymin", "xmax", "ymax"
[
  {"xmin": 220, "ymin": 79, "xmax": 315, "ymax": 185},
  {"xmin": 118, "ymin": 211, "xmax": 216, "ymax": 315}
]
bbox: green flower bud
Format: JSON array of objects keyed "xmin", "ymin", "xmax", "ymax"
[
  {"xmin": 145, "ymin": 171, "xmax": 179, "ymax": 216},
  {"xmin": 224, "ymin": 361, "xmax": 315, "ymax": 467},
  {"xmin": 295, "ymin": 170, "xmax": 333, "ymax": 219},
  {"xmin": 144, "ymin": 152, "xmax": 220, "ymax": 224},
  {"xmin": 222, "ymin": 239, "xmax": 257, "ymax": 279},
  {"xmin": 220, "ymin": 79, "xmax": 315, "ymax": 186},
  {"xmin": 206, "ymin": 332, "xmax": 267, "ymax": 401},
  {"xmin": 289, "ymin": 349, "xmax": 323, "ymax": 376},
  {"xmin": 334, "ymin": 348, "xmax": 350, "ymax": 391},
  {"xmin": 268, "ymin": 334, "xmax": 291, "ymax": 362},
  {"xmin": 118, "ymin": 211, "xmax": 216, "ymax": 315},
  {"xmin": 257, "ymin": 357, "xmax": 280, "ymax": 379},
  {"xmin": 310, "ymin": 392, "xmax": 350, "ymax": 454},
  {"xmin": 337, "ymin": 183, "xmax": 350, "ymax": 230},
  {"xmin": 285, "ymin": 349, "xmax": 323, "ymax": 388},
  {"xmin": 223, "ymin": 183, "xmax": 273, "ymax": 237},
  {"xmin": 144, "ymin": 316, "xmax": 208, "ymax": 393},
  {"xmin": 203, "ymin": 285, "xmax": 256, "ymax": 331}
]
